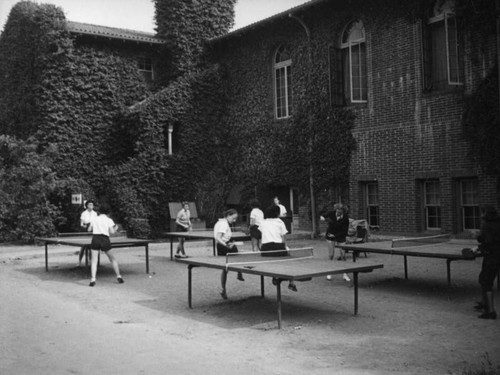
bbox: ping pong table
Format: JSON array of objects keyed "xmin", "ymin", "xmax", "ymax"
[
  {"xmin": 164, "ymin": 230, "xmax": 251, "ymax": 260},
  {"xmin": 175, "ymin": 248, "xmax": 384, "ymax": 328},
  {"xmin": 36, "ymin": 234, "xmax": 151, "ymax": 273},
  {"xmin": 339, "ymin": 235, "xmax": 480, "ymax": 286}
]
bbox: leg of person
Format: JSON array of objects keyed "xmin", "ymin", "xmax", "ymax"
[
  {"xmin": 327, "ymin": 240, "xmax": 335, "ymax": 260},
  {"xmin": 89, "ymin": 249, "xmax": 99, "ymax": 286},
  {"xmin": 231, "ymin": 244, "xmax": 244, "ymax": 281},
  {"xmin": 251, "ymin": 237, "xmax": 258, "ymax": 252},
  {"xmin": 105, "ymin": 249, "xmax": 124, "ymax": 283},
  {"xmin": 179, "ymin": 237, "xmax": 187, "ymax": 257},
  {"xmin": 326, "ymin": 240, "xmax": 335, "ymax": 280},
  {"xmin": 478, "ymin": 259, "xmax": 497, "ymax": 319},
  {"xmin": 78, "ymin": 246, "xmax": 85, "ymax": 266}
]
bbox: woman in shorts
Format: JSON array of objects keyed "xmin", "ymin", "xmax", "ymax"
[{"xmin": 88, "ymin": 204, "xmax": 123, "ymax": 287}]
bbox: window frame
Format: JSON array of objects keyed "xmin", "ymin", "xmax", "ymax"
[
  {"xmin": 363, "ymin": 182, "xmax": 380, "ymax": 229},
  {"xmin": 459, "ymin": 179, "xmax": 481, "ymax": 231},
  {"xmin": 341, "ymin": 20, "xmax": 368, "ymax": 104},
  {"xmin": 423, "ymin": 1, "xmax": 464, "ymax": 91},
  {"xmin": 423, "ymin": 180, "xmax": 442, "ymax": 230},
  {"xmin": 138, "ymin": 56, "xmax": 154, "ymax": 83},
  {"xmin": 274, "ymin": 45, "xmax": 292, "ymax": 120}
]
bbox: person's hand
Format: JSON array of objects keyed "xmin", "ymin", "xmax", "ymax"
[{"xmin": 320, "ymin": 216, "xmax": 325, "ymax": 222}]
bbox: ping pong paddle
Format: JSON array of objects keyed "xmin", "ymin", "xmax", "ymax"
[{"xmin": 461, "ymin": 248, "xmax": 475, "ymax": 259}]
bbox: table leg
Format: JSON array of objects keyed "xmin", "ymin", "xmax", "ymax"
[
  {"xmin": 188, "ymin": 265, "xmax": 194, "ymax": 308},
  {"xmin": 260, "ymin": 275, "xmax": 265, "ymax": 297},
  {"xmin": 276, "ymin": 279, "xmax": 283, "ymax": 329},
  {"xmin": 170, "ymin": 238, "xmax": 174, "ymax": 260},
  {"xmin": 353, "ymin": 272, "xmax": 359, "ymax": 315},
  {"xmin": 45, "ymin": 243, "xmax": 49, "ymax": 272},
  {"xmin": 212, "ymin": 239, "xmax": 216, "ymax": 256},
  {"xmin": 403, "ymin": 255, "xmax": 408, "ymax": 279},
  {"xmin": 145, "ymin": 243, "xmax": 149, "ymax": 274}
]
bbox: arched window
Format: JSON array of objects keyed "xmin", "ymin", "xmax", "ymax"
[
  {"xmin": 274, "ymin": 45, "xmax": 292, "ymax": 119},
  {"xmin": 423, "ymin": 0, "xmax": 463, "ymax": 91},
  {"xmin": 341, "ymin": 20, "xmax": 367, "ymax": 102}
]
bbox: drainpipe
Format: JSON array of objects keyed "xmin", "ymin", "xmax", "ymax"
[{"xmin": 288, "ymin": 13, "xmax": 317, "ymax": 238}]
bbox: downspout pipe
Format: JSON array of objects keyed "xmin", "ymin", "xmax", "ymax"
[{"xmin": 288, "ymin": 13, "xmax": 317, "ymax": 238}]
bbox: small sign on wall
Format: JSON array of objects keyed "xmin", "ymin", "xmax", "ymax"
[{"xmin": 71, "ymin": 193, "xmax": 82, "ymax": 205}]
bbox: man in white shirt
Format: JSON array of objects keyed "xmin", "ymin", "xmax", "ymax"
[
  {"xmin": 88, "ymin": 204, "xmax": 123, "ymax": 287},
  {"xmin": 213, "ymin": 209, "xmax": 244, "ymax": 299},
  {"xmin": 78, "ymin": 200, "xmax": 97, "ymax": 267}
]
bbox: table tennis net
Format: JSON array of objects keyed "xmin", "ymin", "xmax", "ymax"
[
  {"xmin": 225, "ymin": 247, "xmax": 314, "ymax": 266},
  {"xmin": 391, "ymin": 234, "xmax": 451, "ymax": 248}
]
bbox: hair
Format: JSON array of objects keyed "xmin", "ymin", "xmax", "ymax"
[
  {"xmin": 97, "ymin": 203, "xmax": 111, "ymax": 215},
  {"xmin": 181, "ymin": 201, "xmax": 189, "ymax": 207},
  {"xmin": 250, "ymin": 199, "xmax": 261, "ymax": 209},
  {"xmin": 223, "ymin": 208, "xmax": 238, "ymax": 217},
  {"xmin": 85, "ymin": 200, "xmax": 94, "ymax": 208},
  {"xmin": 265, "ymin": 204, "xmax": 281, "ymax": 219}
]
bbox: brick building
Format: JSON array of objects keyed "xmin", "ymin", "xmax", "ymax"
[{"xmin": 209, "ymin": 0, "xmax": 498, "ymax": 235}]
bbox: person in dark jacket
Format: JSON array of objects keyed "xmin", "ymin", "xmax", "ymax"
[
  {"xmin": 320, "ymin": 203, "xmax": 350, "ymax": 282},
  {"xmin": 475, "ymin": 205, "xmax": 500, "ymax": 319}
]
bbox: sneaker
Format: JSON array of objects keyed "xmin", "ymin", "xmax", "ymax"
[
  {"xmin": 174, "ymin": 254, "xmax": 181, "ymax": 259},
  {"xmin": 89, "ymin": 281, "xmax": 96, "ymax": 287},
  {"xmin": 237, "ymin": 273, "xmax": 245, "ymax": 281},
  {"xmin": 288, "ymin": 284, "xmax": 297, "ymax": 292},
  {"xmin": 117, "ymin": 277, "xmax": 124, "ymax": 284},
  {"xmin": 343, "ymin": 273, "xmax": 351, "ymax": 282},
  {"xmin": 220, "ymin": 290, "xmax": 228, "ymax": 299},
  {"xmin": 326, "ymin": 275, "xmax": 332, "ymax": 280}
]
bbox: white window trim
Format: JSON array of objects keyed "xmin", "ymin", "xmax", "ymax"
[
  {"xmin": 138, "ymin": 57, "xmax": 154, "ymax": 81},
  {"xmin": 341, "ymin": 23, "xmax": 367, "ymax": 103},
  {"xmin": 274, "ymin": 57, "xmax": 292, "ymax": 119},
  {"xmin": 428, "ymin": 11, "xmax": 463, "ymax": 86}
]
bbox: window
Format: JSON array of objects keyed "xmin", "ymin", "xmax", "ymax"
[
  {"xmin": 138, "ymin": 57, "xmax": 153, "ymax": 83},
  {"xmin": 460, "ymin": 179, "xmax": 480, "ymax": 230},
  {"xmin": 364, "ymin": 182, "xmax": 379, "ymax": 228},
  {"xmin": 341, "ymin": 20, "xmax": 367, "ymax": 103},
  {"xmin": 423, "ymin": 180, "xmax": 441, "ymax": 229},
  {"xmin": 423, "ymin": 0, "xmax": 464, "ymax": 91},
  {"xmin": 274, "ymin": 45, "xmax": 292, "ymax": 119}
]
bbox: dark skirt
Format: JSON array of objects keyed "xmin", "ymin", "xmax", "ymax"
[{"xmin": 261, "ymin": 242, "xmax": 288, "ymax": 257}]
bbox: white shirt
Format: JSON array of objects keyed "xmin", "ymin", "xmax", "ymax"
[
  {"xmin": 259, "ymin": 218, "xmax": 288, "ymax": 244},
  {"xmin": 80, "ymin": 209, "xmax": 97, "ymax": 225},
  {"xmin": 250, "ymin": 208, "xmax": 264, "ymax": 227},
  {"xmin": 213, "ymin": 218, "xmax": 232, "ymax": 243},
  {"xmin": 90, "ymin": 214, "xmax": 115, "ymax": 237},
  {"xmin": 278, "ymin": 204, "xmax": 287, "ymax": 217}
]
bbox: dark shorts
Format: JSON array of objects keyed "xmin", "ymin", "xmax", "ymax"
[
  {"xmin": 176, "ymin": 224, "xmax": 188, "ymax": 232},
  {"xmin": 249, "ymin": 225, "xmax": 261, "ymax": 240},
  {"xmin": 479, "ymin": 256, "xmax": 500, "ymax": 291},
  {"xmin": 261, "ymin": 242, "xmax": 288, "ymax": 257},
  {"xmin": 91, "ymin": 234, "xmax": 111, "ymax": 252},
  {"xmin": 217, "ymin": 243, "xmax": 238, "ymax": 256}
]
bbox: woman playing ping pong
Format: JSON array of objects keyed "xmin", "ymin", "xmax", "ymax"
[
  {"xmin": 214, "ymin": 209, "xmax": 244, "ymax": 299},
  {"xmin": 259, "ymin": 204, "xmax": 297, "ymax": 291}
]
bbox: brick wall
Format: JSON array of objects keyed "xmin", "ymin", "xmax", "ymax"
[{"xmin": 212, "ymin": 1, "xmax": 498, "ymax": 234}]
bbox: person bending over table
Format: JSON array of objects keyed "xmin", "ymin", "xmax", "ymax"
[
  {"xmin": 78, "ymin": 200, "xmax": 97, "ymax": 267},
  {"xmin": 259, "ymin": 204, "xmax": 297, "ymax": 292},
  {"xmin": 249, "ymin": 199, "xmax": 264, "ymax": 252},
  {"xmin": 214, "ymin": 209, "xmax": 244, "ymax": 299},
  {"xmin": 88, "ymin": 204, "xmax": 124, "ymax": 287},
  {"xmin": 320, "ymin": 203, "xmax": 350, "ymax": 282},
  {"xmin": 175, "ymin": 201, "xmax": 192, "ymax": 258},
  {"xmin": 474, "ymin": 205, "xmax": 500, "ymax": 320}
]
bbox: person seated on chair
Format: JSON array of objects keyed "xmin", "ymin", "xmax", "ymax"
[
  {"xmin": 259, "ymin": 204, "xmax": 297, "ymax": 292},
  {"xmin": 320, "ymin": 203, "xmax": 350, "ymax": 282},
  {"xmin": 78, "ymin": 200, "xmax": 97, "ymax": 266}
]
